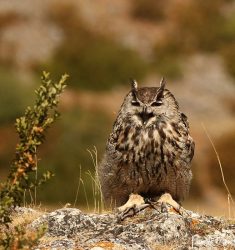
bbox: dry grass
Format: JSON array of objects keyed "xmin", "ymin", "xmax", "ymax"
[
  {"xmin": 202, "ymin": 123, "xmax": 235, "ymax": 219},
  {"xmin": 74, "ymin": 146, "xmax": 104, "ymax": 214},
  {"xmin": 11, "ymin": 208, "xmax": 44, "ymax": 228},
  {"xmin": 0, "ymin": 207, "xmax": 47, "ymax": 250},
  {"xmin": 87, "ymin": 146, "xmax": 104, "ymax": 212}
]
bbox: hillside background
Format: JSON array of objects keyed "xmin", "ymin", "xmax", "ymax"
[{"xmin": 0, "ymin": 0, "xmax": 235, "ymax": 216}]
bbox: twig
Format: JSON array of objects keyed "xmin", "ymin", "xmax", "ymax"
[
  {"xmin": 73, "ymin": 165, "xmax": 82, "ymax": 207},
  {"xmin": 202, "ymin": 123, "xmax": 235, "ymax": 217}
]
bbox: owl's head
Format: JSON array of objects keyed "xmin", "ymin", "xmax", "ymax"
[{"xmin": 121, "ymin": 78, "xmax": 180, "ymax": 127}]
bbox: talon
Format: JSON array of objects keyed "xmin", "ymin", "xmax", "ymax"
[
  {"xmin": 116, "ymin": 194, "xmax": 149, "ymax": 221},
  {"xmin": 118, "ymin": 193, "xmax": 145, "ymax": 212},
  {"xmin": 157, "ymin": 193, "xmax": 182, "ymax": 214}
]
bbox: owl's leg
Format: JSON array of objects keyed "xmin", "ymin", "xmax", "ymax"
[
  {"xmin": 117, "ymin": 193, "xmax": 185, "ymax": 220},
  {"xmin": 117, "ymin": 193, "xmax": 149, "ymax": 220},
  {"xmin": 116, "ymin": 193, "xmax": 187, "ymax": 220},
  {"xmin": 118, "ymin": 193, "xmax": 145, "ymax": 212},
  {"xmin": 156, "ymin": 193, "xmax": 182, "ymax": 213}
]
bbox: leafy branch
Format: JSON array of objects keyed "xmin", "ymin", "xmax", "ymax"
[{"xmin": 0, "ymin": 72, "xmax": 68, "ymax": 224}]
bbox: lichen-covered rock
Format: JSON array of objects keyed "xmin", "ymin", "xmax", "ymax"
[
  {"xmin": 192, "ymin": 229, "xmax": 235, "ymax": 248},
  {"xmin": 34, "ymin": 238, "xmax": 75, "ymax": 250},
  {"xmin": 13, "ymin": 206, "xmax": 38, "ymax": 215},
  {"xmin": 31, "ymin": 208, "xmax": 83, "ymax": 237},
  {"xmin": 29, "ymin": 205, "xmax": 235, "ymax": 250}
]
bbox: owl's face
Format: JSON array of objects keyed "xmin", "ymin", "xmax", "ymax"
[{"xmin": 120, "ymin": 79, "xmax": 180, "ymax": 127}]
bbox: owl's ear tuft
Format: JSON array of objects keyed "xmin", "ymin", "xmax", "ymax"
[
  {"xmin": 130, "ymin": 78, "xmax": 138, "ymax": 92},
  {"xmin": 159, "ymin": 77, "xmax": 166, "ymax": 90},
  {"xmin": 157, "ymin": 77, "xmax": 166, "ymax": 99}
]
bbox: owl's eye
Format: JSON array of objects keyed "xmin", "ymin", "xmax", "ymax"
[
  {"xmin": 151, "ymin": 100, "xmax": 163, "ymax": 106},
  {"xmin": 131, "ymin": 101, "xmax": 140, "ymax": 106}
]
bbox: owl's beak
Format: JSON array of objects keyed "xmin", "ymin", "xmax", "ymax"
[{"xmin": 139, "ymin": 111, "xmax": 154, "ymax": 125}]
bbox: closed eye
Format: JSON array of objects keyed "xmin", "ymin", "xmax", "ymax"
[
  {"xmin": 131, "ymin": 101, "xmax": 141, "ymax": 106},
  {"xmin": 151, "ymin": 100, "xmax": 163, "ymax": 106}
]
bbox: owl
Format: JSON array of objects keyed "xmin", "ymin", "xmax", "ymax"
[{"xmin": 98, "ymin": 79, "xmax": 195, "ymax": 208}]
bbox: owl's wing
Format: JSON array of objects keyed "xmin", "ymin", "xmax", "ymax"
[
  {"xmin": 105, "ymin": 112, "xmax": 124, "ymax": 155},
  {"xmin": 99, "ymin": 114, "xmax": 124, "ymax": 181},
  {"xmin": 180, "ymin": 112, "xmax": 189, "ymax": 129},
  {"xmin": 180, "ymin": 112, "xmax": 195, "ymax": 162},
  {"xmin": 108, "ymin": 118, "xmax": 121, "ymax": 145}
]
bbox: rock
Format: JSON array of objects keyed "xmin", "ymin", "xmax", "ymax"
[
  {"xmin": 29, "ymin": 203, "xmax": 235, "ymax": 249},
  {"xmin": 34, "ymin": 238, "xmax": 75, "ymax": 250},
  {"xmin": 31, "ymin": 208, "xmax": 83, "ymax": 237},
  {"xmin": 13, "ymin": 206, "xmax": 37, "ymax": 215}
]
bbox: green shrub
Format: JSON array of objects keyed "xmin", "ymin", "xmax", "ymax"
[
  {"xmin": 0, "ymin": 224, "xmax": 46, "ymax": 249},
  {"xmin": 0, "ymin": 72, "xmax": 68, "ymax": 224}
]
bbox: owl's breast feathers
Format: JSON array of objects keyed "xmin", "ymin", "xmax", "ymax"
[
  {"xmin": 99, "ymin": 81, "xmax": 194, "ymax": 205},
  {"xmin": 112, "ymin": 116, "xmax": 194, "ymax": 170}
]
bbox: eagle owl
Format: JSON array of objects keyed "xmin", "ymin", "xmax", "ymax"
[{"xmin": 99, "ymin": 79, "xmax": 195, "ymax": 208}]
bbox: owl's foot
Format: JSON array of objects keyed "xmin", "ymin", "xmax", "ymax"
[
  {"xmin": 116, "ymin": 193, "xmax": 187, "ymax": 221},
  {"xmin": 116, "ymin": 193, "xmax": 149, "ymax": 221},
  {"xmin": 151, "ymin": 193, "xmax": 183, "ymax": 214}
]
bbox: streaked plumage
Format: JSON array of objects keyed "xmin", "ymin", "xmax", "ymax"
[{"xmin": 99, "ymin": 79, "xmax": 195, "ymax": 207}]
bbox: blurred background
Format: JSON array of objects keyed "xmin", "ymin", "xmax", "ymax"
[{"xmin": 0, "ymin": 0, "xmax": 235, "ymax": 217}]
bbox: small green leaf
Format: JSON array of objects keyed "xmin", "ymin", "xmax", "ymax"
[{"xmin": 0, "ymin": 71, "xmax": 68, "ymax": 225}]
